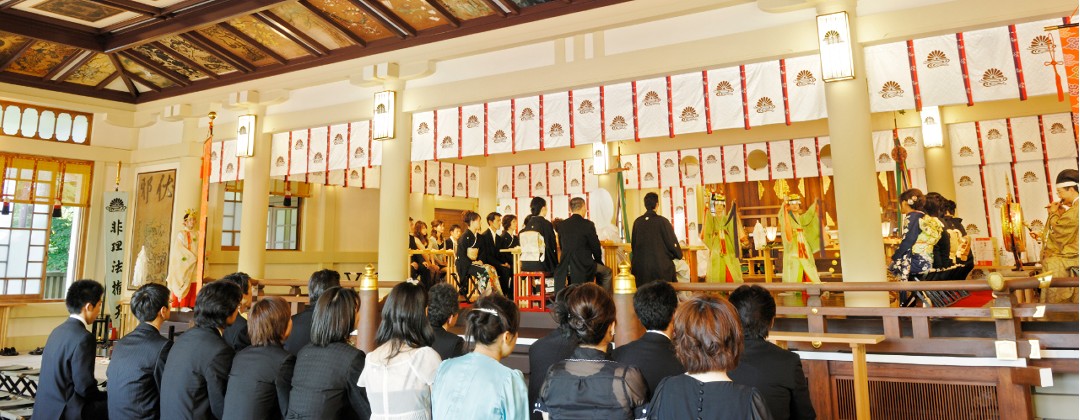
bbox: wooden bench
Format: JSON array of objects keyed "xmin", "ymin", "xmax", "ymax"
[
  {"xmin": 0, "ymin": 390, "xmax": 33, "ymax": 420},
  {"xmin": 768, "ymin": 332, "xmax": 885, "ymax": 420}
]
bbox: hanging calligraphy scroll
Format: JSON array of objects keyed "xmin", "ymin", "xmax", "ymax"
[{"xmin": 102, "ymin": 191, "xmax": 128, "ymax": 321}]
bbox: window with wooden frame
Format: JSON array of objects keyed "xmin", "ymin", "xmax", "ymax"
[
  {"xmin": 0, "ymin": 100, "xmax": 94, "ymax": 145},
  {"xmin": 220, "ymin": 180, "xmax": 308, "ymax": 251},
  {"xmin": 0, "ymin": 153, "xmax": 93, "ymax": 301}
]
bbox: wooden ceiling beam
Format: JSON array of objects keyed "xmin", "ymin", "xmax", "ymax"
[
  {"xmin": 216, "ymin": 22, "xmax": 287, "ymax": 65},
  {"xmin": 53, "ymin": 52, "xmax": 97, "ymax": 83},
  {"xmin": 150, "ymin": 41, "xmax": 219, "ymax": 80},
  {"xmin": 0, "ymin": 71, "xmax": 135, "ymax": 101},
  {"xmin": 0, "ymin": 40, "xmax": 31, "ymax": 72},
  {"xmin": 101, "ymin": 16, "xmax": 158, "ymax": 34},
  {"xmin": 94, "ymin": 71, "xmax": 121, "ymax": 90},
  {"xmin": 118, "ymin": 50, "xmax": 190, "ymax": 87},
  {"xmin": 94, "ymin": 0, "xmax": 160, "ymax": 16},
  {"xmin": 351, "ymin": 0, "xmax": 415, "ymax": 38},
  {"xmin": 0, "ymin": 0, "xmax": 29, "ymax": 10},
  {"xmin": 181, "ymin": 32, "xmax": 256, "ymax": 73},
  {"xmin": 297, "ymin": 0, "xmax": 367, "ymax": 47},
  {"xmin": 0, "ymin": 12, "xmax": 100, "ymax": 51},
  {"xmin": 43, "ymin": 50, "xmax": 92, "ymax": 82},
  {"xmin": 254, "ymin": 11, "xmax": 329, "ymax": 57},
  {"xmin": 107, "ymin": 54, "xmax": 138, "ymax": 96},
  {"xmin": 102, "ymin": 0, "xmax": 291, "ymax": 53},
  {"xmin": 423, "ymin": 0, "xmax": 460, "ymax": 28},
  {"xmin": 477, "ymin": 0, "xmax": 511, "ymax": 17},
  {"xmin": 124, "ymin": 70, "xmax": 161, "ymax": 93}
]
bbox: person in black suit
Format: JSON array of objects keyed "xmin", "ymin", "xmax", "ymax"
[
  {"xmin": 427, "ymin": 283, "xmax": 464, "ymax": 360},
  {"xmin": 611, "ymin": 280, "xmax": 685, "ymax": 399},
  {"xmin": 521, "ymin": 197, "xmax": 558, "ymax": 275},
  {"xmin": 284, "ymin": 269, "xmax": 341, "ymax": 355},
  {"xmin": 446, "ymin": 224, "xmax": 461, "ymax": 253},
  {"xmin": 287, "ymin": 287, "xmax": 371, "ymax": 419},
  {"xmin": 33, "ymin": 279, "xmax": 108, "ymax": 420},
  {"xmin": 729, "ymin": 285, "xmax": 816, "ymax": 420},
  {"xmin": 219, "ymin": 272, "xmax": 252, "ymax": 352},
  {"xmin": 526, "ymin": 285, "xmax": 580, "ymax": 420},
  {"xmin": 107, "ymin": 283, "xmax": 173, "ymax": 420},
  {"xmin": 160, "ymin": 281, "xmax": 242, "ymax": 420},
  {"xmin": 631, "ymin": 192, "xmax": 683, "ymax": 285},
  {"xmin": 554, "ymin": 197, "xmax": 611, "ymax": 293},
  {"xmin": 456, "ymin": 212, "xmax": 490, "ymax": 298},
  {"xmin": 499, "ymin": 215, "xmax": 519, "ymax": 252},
  {"xmin": 224, "ymin": 296, "xmax": 295, "ymax": 420},
  {"xmin": 480, "ymin": 212, "xmax": 513, "ymax": 295}
]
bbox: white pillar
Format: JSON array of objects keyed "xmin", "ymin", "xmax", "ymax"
[
  {"xmin": 377, "ymin": 79, "xmax": 411, "ymax": 282},
  {"xmin": 819, "ymin": 0, "xmax": 889, "ymax": 307},
  {"xmin": 237, "ymin": 106, "xmax": 271, "ymax": 278}
]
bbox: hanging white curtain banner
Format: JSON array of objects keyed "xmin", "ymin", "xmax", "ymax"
[
  {"xmin": 467, "ymin": 166, "xmax": 479, "ymax": 198},
  {"xmin": 573, "ymin": 87, "xmax": 602, "ymax": 145},
  {"xmin": 635, "ymin": 77, "xmax": 671, "ymax": 140},
  {"xmin": 412, "ymin": 111, "xmax": 434, "ymax": 161},
  {"xmin": 348, "ymin": 126, "xmax": 369, "ymax": 186},
  {"xmin": 639, "ymin": 152, "xmax": 660, "ymax": 189},
  {"xmin": 498, "ymin": 198, "xmax": 516, "ymax": 218},
  {"xmin": 908, "ymin": 168, "xmax": 928, "ymax": 193},
  {"xmin": 1010, "ymin": 116, "xmax": 1043, "ymax": 162},
  {"xmin": 362, "ymin": 121, "xmax": 380, "ymax": 166},
  {"xmin": 585, "ymin": 161, "xmax": 599, "ymax": 191},
  {"xmin": 670, "ymin": 72, "xmax": 707, "ymax": 135},
  {"xmin": 1015, "ymin": 19, "xmax": 1068, "ymax": 98},
  {"xmin": 531, "ymin": 163, "xmax": 548, "ymax": 197},
  {"xmin": 566, "ymin": 159, "xmax": 585, "ymax": 195},
  {"xmin": 1043, "ymin": 113, "xmax": 1078, "ymax": 158},
  {"xmin": 439, "ymin": 163, "xmax": 453, "ymax": 196},
  {"xmin": 872, "ymin": 130, "xmax": 896, "ymax": 172},
  {"xmin": 497, "ymin": 167, "xmax": 513, "ymax": 198},
  {"xmin": 769, "ymin": 140, "xmax": 794, "ymax": 179},
  {"xmin": 658, "ymin": 150, "xmax": 681, "ymax": 188},
  {"xmin": 435, "ymin": 108, "xmax": 459, "ymax": 160},
  {"xmin": 745, "ymin": 143, "xmax": 770, "ymax": 181},
  {"xmin": 744, "ymin": 61, "xmax": 785, "ymax": 127},
  {"xmin": 270, "ymin": 132, "xmax": 289, "ymax": 178},
  {"xmin": 328, "ymin": 124, "xmax": 349, "ymax": 172},
  {"xmin": 425, "ymin": 161, "xmax": 439, "ymax": 195},
  {"xmin": 551, "ymin": 195, "xmax": 570, "ymax": 220},
  {"xmin": 678, "ymin": 149, "xmax": 702, "ymax": 187},
  {"xmin": 896, "ymin": 128, "xmax": 925, "ymax": 169},
  {"xmin": 784, "ymin": 55, "xmax": 827, "ymax": 122},
  {"xmin": 209, "ymin": 141, "xmax": 222, "ymax": 182},
  {"xmin": 514, "ymin": 96, "xmax": 541, "ymax": 151},
  {"xmin": 724, "ymin": 144, "xmax": 747, "ymax": 182},
  {"xmin": 701, "ymin": 147, "xmax": 725, "ymax": 184},
  {"xmin": 912, "ymin": 34, "xmax": 969, "ymax": 107},
  {"xmin": 865, "ymin": 42, "xmax": 917, "ymax": 112},
  {"xmin": 461, "ymin": 104, "xmax": 485, "ymax": 157},
  {"xmin": 1014, "ymin": 159, "xmax": 1051, "ymax": 257},
  {"xmin": 221, "ymin": 140, "xmax": 239, "ymax": 182},
  {"xmin": 288, "ymin": 130, "xmax": 309, "ymax": 176},
  {"xmin": 979, "ymin": 119, "xmax": 1011, "ymax": 164},
  {"xmin": 952, "ymin": 165, "xmax": 989, "ymax": 237},
  {"xmin": 603, "ymin": 83, "xmax": 634, "ymax": 142},
  {"xmin": 309, "ymin": 126, "xmax": 329, "ymax": 176},
  {"xmin": 488, "ymin": 100, "xmax": 514, "ymax": 155},
  {"xmin": 660, "ymin": 188, "xmax": 675, "ymax": 227},
  {"xmin": 705, "ymin": 67, "xmax": 744, "ymax": 130},
  {"xmin": 453, "ymin": 164, "xmax": 467, "ymax": 197},
  {"xmin": 364, "ymin": 166, "xmax": 380, "ymax": 189},
  {"xmin": 102, "ymin": 191, "xmax": 129, "ymax": 321},
  {"xmin": 965, "ymin": 27, "xmax": 1020, "ymax": 103},
  {"xmin": 949, "ymin": 122, "xmax": 982, "ymax": 166},
  {"xmin": 516, "ymin": 196, "xmax": 531, "ymax": 224},
  {"xmin": 621, "ymin": 155, "xmax": 640, "ymax": 190},
  {"xmin": 514, "ymin": 165, "xmax": 530, "ymax": 198},
  {"xmin": 817, "ymin": 137, "xmax": 833, "ymax": 177},
  {"xmin": 548, "ymin": 161, "xmax": 566, "ymax": 196},
  {"xmin": 543, "ymin": 92, "xmax": 571, "ymax": 149},
  {"xmin": 410, "ymin": 162, "xmax": 425, "ymax": 192},
  {"xmin": 669, "ymin": 187, "xmax": 688, "ymax": 241},
  {"xmin": 792, "ymin": 138, "xmax": 819, "ymax": 178}
]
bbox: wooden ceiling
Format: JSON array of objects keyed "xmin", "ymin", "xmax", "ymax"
[{"xmin": 0, "ymin": 0, "xmax": 628, "ymax": 103}]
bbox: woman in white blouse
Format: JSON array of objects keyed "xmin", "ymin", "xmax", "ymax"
[{"xmin": 357, "ymin": 281, "xmax": 441, "ymax": 419}]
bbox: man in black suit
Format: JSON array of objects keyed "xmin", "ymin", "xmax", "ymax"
[
  {"xmin": 33, "ymin": 279, "xmax": 108, "ymax": 420},
  {"xmin": 527, "ymin": 284, "xmax": 580, "ymax": 420},
  {"xmin": 729, "ymin": 285, "xmax": 816, "ymax": 420},
  {"xmin": 107, "ymin": 283, "xmax": 173, "ymax": 420},
  {"xmin": 160, "ymin": 281, "xmax": 242, "ymax": 420},
  {"xmin": 631, "ymin": 192, "xmax": 683, "ymax": 285},
  {"xmin": 427, "ymin": 283, "xmax": 464, "ymax": 360},
  {"xmin": 283, "ymin": 269, "xmax": 340, "ymax": 354},
  {"xmin": 446, "ymin": 224, "xmax": 461, "ymax": 252},
  {"xmin": 479, "ymin": 212, "xmax": 513, "ymax": 295},
  {"xmin": 611, "ymin": 280, "xmax": 685, "ymax": 399},
  {"xmin": 554, "ymin": 197, "xmax": 611, "ymax": 293},
  {"xmin": 219, "ymin": 272, "xmax": 252, "ymax": 352}
]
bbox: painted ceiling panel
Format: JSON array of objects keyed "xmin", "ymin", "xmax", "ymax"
[
  {"xmin": 439, "ymin": 0, "xmax": 496, "ymax": 20},
  {"xmin": 7, "ymin": 41, "xmax": 78, "ymax": 77},
  {"xmin": 157, "ymin": 36, "xmax": 238, "ymax": 76},
  {"xmin": 65, "ymin": 53, "xmax": 115, "ymax": 86},
  {"xmin": 227, "ymin": 15, "xmax": 310, "ymax": 60},
  {"xmin": 380, "ymin": 0, "xmax": 447, "ymax": 30},
  {"xmin": 197, "ymin": 25, "xmax": 278, "ymax": 67},
  {"xmin": 269, "ymin": 3, "xmax": 356, "ymax": 49},
  {"xmin": 131, "ymin": 44, "xmax": 207, "ymax": 81},
  {"xmin": 306, "ymin": 0, "xmax": 396, "ymax": 42}
]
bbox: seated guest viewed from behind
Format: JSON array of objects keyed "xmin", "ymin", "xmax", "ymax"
[
  {"xmin": 223, "ymin": 296, "xmax": 296, "ymax": 420},
  {"xmin": 34, "ymin": 279, "xmax": 108, "ymax": 420},
  {"xmin": 729, "ymin": 285, "xmax": 816, "ymax": 420},
  {"xmin": 646, "ymin": 295, "xmax": 771, "ymax": 420},
  {"xmin": 611, "ymin": 280, "xmax": 686, "ymax": 399},
  {"xmin": 432, "ymin": 294, "xmax": 529, "ymax": 419},
  {"xmin": 160, "ymin": 280, "xmax": 243, "ymax": 420},
  {"xmin": 526, "ymin": 284, "xmax": 580, "ymax": 420},
  {"xmin": 358, "ymin": 281, "xmax": 442, "ymax": 419},
  {"xmin": 428, "ymin": 282, "xmax": 464, "ymax": 360},
  {"xmin": 284, "ymin": 268, "xmax": 341, "ymax": 354},
  {"xmin": 219, "ymin": 272, "xmax": 253, "ymax": 352},
  {"xmin": 287, "ymin": 287, "xmax": 371, "ymax": 419},
  {"xmin": 536, "ymin": 283, "xmax": 648, "ymax": 419},
  {"xmin": 107, "ymin": 283, "xmax": 173, "ymax": 420}
]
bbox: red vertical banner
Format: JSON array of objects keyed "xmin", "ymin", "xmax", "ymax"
[
  {"xmin": 433, "ymin": 111, "xmax": 439, "ymax": 161},
  {"xmin": 739, "ymin": 65, "xmax": 750, "ymax": 130},
  {"xmin": 701, "ymin": 70, "xmax": 713, "ymax": 134},
  {"xmin": 483, "ymin": 103, "xmax": 490, "ymax": 157},
  {"xmin": 539, "ymin": 95, "xmax": 546, "ymax": 151},
  {"xmin": 906, "ymin": 40, "xmax": 923, "ymax": 111},
  {"xmin": 779, "ymin": 59, "xmax": 791, "ymax": 125},
  {"xmin": 631, "ymin": 81, "xmax": 641, "ymax": 142},
  {"xmin": 665, "ymin": 76, "xmax": 675, "ymax": 138},
  {"xmin": 568, "ymin": 90, "xmax": 576, "ymax": 148},
  {"xmin": 599, "ymin": 86, "xmax": 607, "ymax": 143},
  {"xmin": 974, "ymin": 121, "xmax": 986, "ymax": 165},
  {"xmin": 1008, "ymin": 25, "xmax": 1028, "ymax": 100},
  {"xmin": 345, "ymin": 123, "xmax": 352, "ymax": 188},
  {"xmin": 510, "ymin": 99, "xmax": 517, "ymax": 154},
  {"xmin": 1006, "ymin": 118, "xmax": 1017, "ymax": 163},
  {"xmin": 956, "ymin": 33, "xmax": 975, "ymax": 106},
  {"xmin": 458, "ymin": 107, "xmax": 464, "ymax": 159}
]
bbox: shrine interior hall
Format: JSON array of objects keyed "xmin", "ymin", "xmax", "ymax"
[{"xmin": 0, "ymin": 0, "xmax": 1077, "ymax": 418}]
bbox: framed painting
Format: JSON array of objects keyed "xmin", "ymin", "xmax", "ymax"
[{"xmin": 127, "ymin": 169, "xmax": 176, "ymax": 290}]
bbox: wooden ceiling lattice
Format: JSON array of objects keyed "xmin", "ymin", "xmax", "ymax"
[{"xmin": 0, "ymin": 0, "xmax": 629, "ymax": 104}]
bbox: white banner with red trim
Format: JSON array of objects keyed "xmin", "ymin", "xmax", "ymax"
[
  {"xmin": 866, "ymin": 42, "xmax": 916, "ymax": 112},
  {"xmin": 621, "ymin": 155, "xmax": 639, "ymax": 190},
  {"xmin": 410, "ymin": 162, "xmax": 425, "ymax": 193},
  {"xmin": 896, "ymin": 128, "xmax": 925, "ymax": 169},
  {"xmin": 701, "ymin": 147, "xmax": 724, "ymax": 184},
  {"xmin": 723, "ymin": 144, "xmax": 746, "ymax": 182},
  {"xmin": 425, "ymin": 161, "xmax": 439, "ymax": 195},
  {"xmin": 965, "ymin": 27, "xmax": 1020, "ymax": 103},
  {"xmin": 209, "ymin": 141, "xmax": 222, "ymax": 182},
  {"xmin": 543, "ymin": 92, "xmax": 571, "ymax": 149},
  {"xmin": 548, "ymin": 161, "xmax": 566, "ymax": 197},
  {"xmin": 639, "ymin": 152, "xmax": 659, "ymax": 189},
  {"xmin": 288, "ymin": 130, "xmax": 309, "ymax": 176},
  {"xmin": 514, "ymin": 96, "xmax": 541, "ymax": 151},
  {"xmin": 949, "ymin": 122, "xmax": 982, "ymax": 166},
  {"xmin": 678, "ymin": 149, "xmax": 702, "ymax": 187},
  {"xmin": 530, "ymin": 163, "xmax": 548, "ymax": 196},
  {"xmin": 784, "ymin": 55, "xmax": 827, "ymax": 122},
  {"xmin": 871, "ymin": 130, "xmax": 895, "ymax": 172},
  {"xmin": 792, "ymin": 138, "xmax": 819, "ymax": 178},
  {"xmin": 705, "ymin": 67, "xmax": 744, "ymax": 130},
  {"xmin": 769, "ymin": 140, "xmax": 793, "ymax": 179},
  {"xmin": 912, "ymin": 34, "xmax": 969, "ymax": 107},
  {"xmin": 308, "ymin": 127, "xmax": 328, "ymax": 178},
  {"xmin": 497, "ymin": 166, "xmax": 513, "ymax": 198},
  {"xmin": 979, "ymin": 119, "xmax": 1011, "ymax": 164},
  {"xmin": 328, "ymin": 124, "xmax": 349, "ymax": 171},
  {"xmin": 670, "ymin": 72, "xmax": 707, "ymax": 135},
  {"xmin": 488, "ymin": 100, "xmax": 513, "ymax": 155},
  {"xmin": 412, "ymin": 112, "xmax": 434, "ymax": 161},
  {"xmin": 658, "ymin": 151, "xmax": 680, "ymax": 188},
  {"xmin": 1015, "ymin": 19, "xmax": 1069, "ymax": 98},
  {"xmin": 603, "ymin": 83, "xmax": 634, "ymax": 142},
  {"xmin": 636, "ymin": 77, "xmax": 671, "ymax": 139},
  {"xmin": 573, "ymin": 87, "xmax": 602, "ymax": 145},
  {"xmin": 953, "ymin": 164, "xmax": 990, "ymax": 238},
  {"xmin": 744, "ymin": 61, "xmax": 785, "ymax": 127},
  {"xmin": 513, "ymin": 165, "xmax": 530, "ymax": 198},
  {"xmin": 435, "ymin": 108, "xmax": 459, "ymax": 160},
  {"xmin": 1010, "ymin": 116, "xmax": 1044, "ymax": 162},
  {"xmin": 461, "ymin": 104, "xmax": 485, "ymax": 158},
  {"xmin": 1043, "ymin": 113, "xmax": 1078, "ymax": 158},
  {"xmin": 744, "ymin": 143, "xmax": 769, "ymax": 181},
  {"xmin": 566, "ymin": 159, "xmax": 585, "ymax": 195}
]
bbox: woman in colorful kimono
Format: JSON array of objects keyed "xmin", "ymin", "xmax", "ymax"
[
  {"xmin": 704, "ymin": 191, "xmax": 744, "ymax": 283},
  {"xmin": 455, "ymin": 211, "xmax": 502, "ymax": 301},
  {"xmin": 779, "ymin": 194, "xmax": 821, "ymax": 284},
  {"xmin": 889, "ymin": 189, "xmax": 944, "ymax": 307}
]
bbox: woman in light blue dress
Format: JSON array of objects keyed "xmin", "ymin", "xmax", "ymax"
[{"xmin": 431, "ymin": 294, "xmax": 528, "ymax": 419}]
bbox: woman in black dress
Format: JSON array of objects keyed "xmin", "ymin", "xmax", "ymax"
[
  {"xmin": 223, "ymin": 296, "xmax": 295, "ymax": 420},
  {"xmin": 535, "ymin": 283, "xmax": 648, "ymax": 419},
  {"xmin": 520, "ymin": 197, "xmax": 558, "ymax": 274},
  {"xmin": 646, "ymin": 295, "xmax": 771, "ymax": 420}
]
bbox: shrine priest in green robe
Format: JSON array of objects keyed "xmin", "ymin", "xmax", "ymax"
[
  {"xmin": 779, "ymin": 194, "xmax": 822, "ymax": 283},
  {"xmin": 703, "ymin": 191, "xmax": 744, "ymax": 283}
]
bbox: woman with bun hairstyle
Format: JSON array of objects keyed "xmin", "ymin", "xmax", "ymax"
[
  {"xmin": 431, "ymin": 294, "xmax": 528, "ymax": 419},
  {"xmin": 535, "ymin": 283, "xmax": 647, "ymax": 419},
  {"xmin": 889, "ymin": 188, "xmax": 944, "ymax": 306}
]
